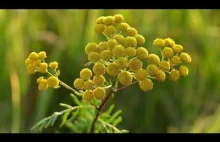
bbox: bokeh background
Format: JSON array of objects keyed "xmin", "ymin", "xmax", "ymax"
[{"xmin": 1, "ymin": 9, "xmax": 220, "ymax": 133}]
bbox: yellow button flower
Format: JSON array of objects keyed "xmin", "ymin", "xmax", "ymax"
[
  {"xmin": 139, "ymin": 78, "xmax": 153, "ymax": 92},
  {"xmin": 118, "ymin": 71, "xmax": 132, "ymax": 85},
  {"xmin": 47, "ymin": 76, "xmax": 59, "ymax": 88},
  {"xmin": 73, "ymin": 78, "xmax": 84, "ymax": 90},
  {"xmin": 93, "ymin": 87, "xmax": 106, "ymax": 100},
  {"xmin": 80, "ymin": 68, "xmax": 92, "ymax": 80}
]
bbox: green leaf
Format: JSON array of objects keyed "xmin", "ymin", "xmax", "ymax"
[
  {"xmin": 70, "ymin": 93, "xmax": 81, "ymax": 105},
  {"xmin": 60, "ymin": 109, "xmax": 72, "ymax": 127},
  {"xmin": 113, "ymin": 116, "xmax": 122, "ymax": 126},
  {"xmin": 105, "ymin": 104, "xmax": 115, "ymax": 116},
  {"xmin": 60, "ymin": 103, "xmax": 72, "ymax": 109},
  {"xmin": 107, "ymin": 110, "xmax": 122, "ymax": 123},
  {"xmin": 84, "ymin": 61, "xmax": 93, "ymax": 67}
]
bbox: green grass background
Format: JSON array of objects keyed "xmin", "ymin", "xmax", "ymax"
[{"xmin": 1, "ymin": 9, "xmax": 220, "ymax": 133}]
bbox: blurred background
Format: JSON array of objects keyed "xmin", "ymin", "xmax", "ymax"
[{"xmin": 0, "ymin": 9, "xmax": 220, "ymax": 133}]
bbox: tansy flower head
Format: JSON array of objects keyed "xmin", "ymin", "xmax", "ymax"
[
  {"xmin": 164, "ymin": 38, "xmax": 175, "ymax": 47},
  {"xmin": 112, "ymin": 34, "xmax": 126, "ymax": 46},
  {"xmin": 83, "ymin": 90, "xmax": 94, "ymax": 102},
  {"xmin": 107, "ymin": 63, "xmax": 120, "ymax": 76},
  {"xmin": 136, "ymin": 47, "xmax": 148, "ymax": 59},
  {"xmin": 73, "ymin": 78, "xmax": 84, "ymax": 90},
  {"xmin": 100, "ymin": 50, "xmax": 113, "ymax": 61},
  {"xmin": 96, "ymin": 16, "xmax": 105, "ymax": 24},
  {"xmin": 47, "ymin": 76, "xmax": 59, "ymax": 88},
  {"xmin": 115, "ymin": 57, "xmax": 128, "ymax": 70},
  {"xmin": 85, "ymin": 42, "xmax": 97, "ymax": 55},
  {"xmin": 94, "ymin": 24, "xmax": 106, "ymax": 34},
  {"xmin": 114, "ymin": 14, "xmax": 124, "ymax": 23},
  {"xmin": 134, "ymin": 69, "xmax": 148, "ymax": 81},
  {"xmin": 37, "ymin": 63, "xmax": 48, "ymax": 73},
  {"xmin": 29, "ymin": 52, "xmax": 38, "ymax": 61},
  {"xmin": 118, "ymin": 71, "xmax": 133, "ymax": 85},
  {"xmin": 125, "ymin": 36, "xmax": 137, "ymax": 47},
  {"xmin": 139, "ymin": 78, "xmax": 153, "ymax": 92},
  {"xmin": 179, "ymin": 65, "xmax": 189, "ymax": 76},
  {"xmin": 83, "ymin": 80, "xmax": 93, "ymax": 90},
  {"xmin": 27, "ymin": 64, "xmax": 36, "ymax": 74},
  {"xmin": 135, "ymin": 34, "xmax": 145, "ymax": 45},
  {"xmin": 107, "ymin": 39, "xmax": 118, "ymax": 50},
  {"xmin": 80, "ymin": 68, "xmax": 92, "ymax": 80},
  {"xmin": 155, "ymin": 70, "xmax": 166, "ymax": 82},
  {"xmin": 93, "ymin": 63, "xmax": 106, "ymax": 76},
  {"xmin": 125, "ymin": 47, "xmax": 136, "ymax": 57},
  {"xmin": 37, "ymin": 76, "xmax": 44, "ymax": 83},
  {"xmin": 97, "ymin": 42, "xmax": 107, "ymax": 53},
  {"xmin": 170, "ymin": 69, "xmax": 180, "ymax": 81},
  {"xmin": 160, "ymin": 61, "xmax": 170, "ymax": 71},
  {"xmin": 112, "ymin": 45, "xmax": 125, "ymax": 58},
  {"xmin": 172, "ymin": 44, "xmax": 183, "ymax": 53},
  {"xmin": 127, "ymin": 27, "xmax": 138, "ymax": 36},
  {"xmin": 153, "ymin": 38, "xmax": 165, "ymax": 48},
  {"xmin": 37, "ymin": 77, "xmax": 48, "ymax": 91},
  {"xmin": 171, "ymin": 55, "xmax": 181, "ymax": 66},
  {"xmin": 148, "ymin": 54, "xmax": 160, "ymax": 65},
  {"xmin": 104, "ymin": 25, "xmax": 116, "ymax": 36},
  {"xmin": 93, "ymin": 75, "xmax": 105, "ymax": 86},
  {"xmin": 88, "ymin": 52, "xmax": 100, "ymax": 63},
  {"xmin": 162, "ymin": 47, "xmax": 174, "ymax": 58},
  {"xmin": 119, "ymin": 22, "xmax": 130, "ymax": 32},
  {"xmin": 49, "ymin": 61, "xmax": 58, "ymax": 69},
  {"xmin": 38, "ymin": 51, "xmax": 47, "ymax": 60},
  {"xmin": 128, "ymin": 58, "xmax": 143, "ymax": 71},
  {"xmin": 103, "ymin": 16, "xmax": 115, "ymax": 25},
  {"xmin": 146, "ymin": 64, "xmax": 159, "ymax": 76},
  {"xmin": 180, "ymin": 52, "xmax": 192, "ymax": 63},
  {"xmin": 93, "ymin": 87, "xmax": 106, "ymax": 100}
]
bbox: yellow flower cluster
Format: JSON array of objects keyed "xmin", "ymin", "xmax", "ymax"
[{"xmin": 25, "ymin": 51, "xmax": 60, "ymax": 91}]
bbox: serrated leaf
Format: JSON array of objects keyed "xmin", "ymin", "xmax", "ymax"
[
  {"xmin": 51, "ymin": 115, "xmax": 58, "ymax": 126},
  {"xmin": 113, "ymin": 116, "xmax": 122, "ymax": 126},
  {"xmin": 107, "ymin": 110, "xmax": 122, "ymax": 123},
  {"xmin": 60, "ymin": 109, "xmax": 72, "ymax": 127},
  {"xmin": 60, "ymin": 103, "xmax": 72, "ymax": 109},
  {"xmin": 105, "ymin": 104, "xmax": 115, "ymax": 116}
]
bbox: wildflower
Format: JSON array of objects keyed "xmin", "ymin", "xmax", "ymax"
[
  {"xmin": 172, "ymin": 44, "xmax": 183, "ymax": 53},
  {"xmin": 93, "ymin": 75, "xmax": 105, "ymax": 86},
  {"xmin": 112, "ymin": 34, "xmax": 126, "ymax": 46},
  {"xmin": 146, "ymin": 64, "xmax": 159, "ymax": 76},
  {"xmin": 100, "ymin": 50, "xmax": 113, "ymax": 61},
  {"xmin": 104, "ymin": 25, "xmax": 116, "ymax": 36},
  {"xmin": 88, "ymin": 52, "xmax": 100, "ymax": 63},
  {"xmin": 49, "ymin": 61, "xmax": 58, "ymax": 69},
  {"xmin": 153, "ymin": 38, "xmax": 165, "ymax": 48},
  {"xmin": 112, "ymin": 45, "xmax": 125, "ymax": 58},
  {"xmin": 170, "ymin": 69, "xmax": 180, "ymax": 81},
  {"xmin": 37, "ymin": 77, "xmax": 48, "ymax": 91},
  {"xmin": 38, "ymin": 51, "xmax": 47, "ymax": 60},
  {"xmin": 114, "ymin": 14, "xmax": 124, "ymax": 23},
  {"xmin": 119, "ymin": 22, "xmax": 130, "ymax": 32},
  {"xmin": 93, "ymin": 63, "xmax": 106, "ymax": 76},
  {"xmin": 125, "ymin": 36, "xmax": 137, "ymax": 47},
  {"xmin": 136, "ymin": 47, "xmax": 148, "ymax": 59},
  {"xmin": 128, "ymin": 58, "xmax": 143, "ymax": 71},
  {"xmin": 155, "ymin": 70, "xmax": 166, "ymax": 82},
  {"xmin": 85, "ymin": 42, "xmax": 97, "ymax": 55},
  {"xmin": 162, "ymin": 47, "xmax": 174, "ymax": 58},
  {"xmin": 103, "ymin": 16, "xmax": 115, "ymax": 25},
  {"xmin": 164, "ymin": 38, "xmax": 175, "ymax": 47},
  {"xmin": 148, "ymin": 54, "xmax": 160, "ymax": 65},
  {"xmin": 107, "ymin": 63, "xmax": 120, "ymax": 76},
  {"xmin": 179, "ymin": 65, "xmax": 189, "ymax": 76},
  {"xmin": 29, "ymin": 52, "xmax": 38, "ymax": 61},
  {"xmin": 171, "ymin": 56, "xmax": 181, "ymax": 66},
  {"xmin": 107, "ymin": 39, "xmax": 118, "ymax": 50},
  {"xmin": 96, "ymin": 16, "xmax": 105, "ymax": 24},
  {"xmin": 118, "ymin": 71, "xmax": 132, "ymax": 85},
  {"xmin": 139, "ymin": 78, "xmax": 153, "ymax": 92},
  {"xmin": 73, "ymin": 78, "xmax": 84, "ymax": 90},
  {"xmin": 93, "ymin": 87, "xmax": 106, "ymax": 100},
  {"xmin": 127, "ymin": 27, "xmax": 138, "ymax": 36},
  {"xmin": 134, "ymin": 69, "xmax": 148, "ymax": 81},
  {"xmin": 27, "ymin": 64, "xmax": 36, "ymax": 74},
  {"xmin": 180, "ymin": 52, "xmax": 192, "ymax": 63},
  {"xmin": 80, "ymin": 68, "xmax": 92, "ymax": 80},
  {"xmin": 125, "ymin": 47, "xmax": 136, "ymax": 57},
  {"xmin": 37, "ymin": 63, "xmax": 48, "ymax": 73},
  {"xmin": 135, "ymin": 34, "xmax": 145, "ymax": 45},
  {"xmin": 94, "ymin": 24, "xmax": 106, "ymax": 34},
  {"xmin": 47, "ymin": 76, "xmax": 59, "ymax": 88},
  {"xmin": 83, "ymin": 90, "xmax": 94, "ymax": 102},
  {"xmin": 115, "ymin": 57, "xmax": 128, "ymax": 70},
  {"xmin": 83, "ymin": 80, "xmax": 93, "ymax": 90},
  {"xmin": 160, "ymin": 61, "xmax": 170, "ymax": 71}
]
